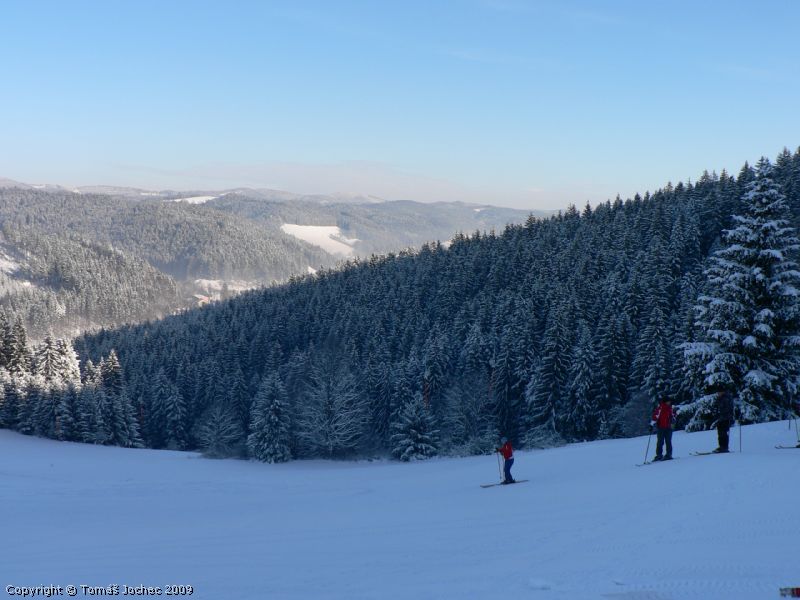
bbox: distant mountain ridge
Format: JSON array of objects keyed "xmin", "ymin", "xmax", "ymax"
[{"xmin": 0, "ymin": 176, "xmax": 547, "ymax": 210}]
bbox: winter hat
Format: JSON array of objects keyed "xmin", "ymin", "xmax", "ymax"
[{"xmin": 500, "ymin": 436, "xmax": 508, "ymax": 444}]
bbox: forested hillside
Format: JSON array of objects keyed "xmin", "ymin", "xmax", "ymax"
[
  {"xmin": 0, "ymin": 188, "xmax": 531, "ymax": 338},
  {"xmin": 1, "ymin": 226, "xmax": 179, "ymax": 337},
  {"xmin": 0, "ymin": 190, "xmax": 334, "ymax": 281},
  {"xmin": 0, "ymin": 189, "xmax": 341, "ymax": 338},
  {"xmin": 3, "ymin": 149, "xmax": 800, "ymax": 461}
]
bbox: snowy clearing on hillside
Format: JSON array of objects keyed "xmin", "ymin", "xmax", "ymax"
[
  {"xmin": 193, "ymin": 278, "xmax": 257, "ymax": 293},
  {"xmin": 0, "ymin": 253, "xmax": 20, "ymax": 273},
  {"xmin": 280, "ymin": 223, "xmax": 359, "ymax": 256},
  {"xmin": 171, "ymin": 195, "xmax": 216, "ymax": 204},
  {"xmin": 1, "ymin": 421, "xmax": 798, "ymax": 600}
]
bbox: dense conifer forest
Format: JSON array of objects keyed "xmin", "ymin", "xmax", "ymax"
[{"xmin": 2, "ymin": 148, "xmax": 799, "ymax": 462}]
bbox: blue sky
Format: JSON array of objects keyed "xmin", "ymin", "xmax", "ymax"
[{"xmin": 2, "ymin": 0, "xmax": 799, "ymax": 209}]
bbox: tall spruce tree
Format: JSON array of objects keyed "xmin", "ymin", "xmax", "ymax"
[
  {"xmin": 684, "ymin": 158, "xmax": 800, "ymax": 427},
  {"xmin": 391, "ymin": 392, "xmax": 439, "ymax": 461},
  {"xmin": 196, "ymin": 403, "xmax": 243, "ymax": 458},
  {"xmin": 525, "ymin": 304, "xmax": 571, "ymax": 445},
  {"xmin": 247, "ymin": 374, "xmax": 292, "ymax": 463},
  {"xmin": 34, "ymin": 335, "xmax": 60, "ymax": 382},
  {"xmin": 567, "ymin": 322, "xmax": 600, "ymax": 441},
  {"xmin": 297, "ymin": 352, "xmax": 367, "ymax": 458},
  {"xmin": 164, "ymin": 388, "xmax": 188, "ymax": 450}
]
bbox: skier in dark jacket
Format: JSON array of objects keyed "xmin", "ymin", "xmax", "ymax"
[
  {"xmin": 651, "ymin": 397, "xmax": 675, "ymax": 461},
  {"xmin": 713, "ymin": 390, "xmax": 735, "ymax": 453},
  {"xmin": 496, "ymin": 437, "xmax": 515, "ymax": 484}
]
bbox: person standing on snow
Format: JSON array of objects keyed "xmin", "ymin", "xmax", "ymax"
[
  {"xmin": 650, "ymin": 397, "xmax": 675, "ymax": 461},
  {"xmin": 496, "ymin": 437, "xmax": 515, "ymax": 484},
  {"xmin": 712, "ymin": 390, "xmax": 735, "ymax": 453}
]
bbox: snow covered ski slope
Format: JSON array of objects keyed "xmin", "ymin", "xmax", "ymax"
[{"xmin": 2, "ymin": 421, "xmax": 798, "ymax": 600}]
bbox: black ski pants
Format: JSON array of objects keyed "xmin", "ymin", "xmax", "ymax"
[
  {"xmin": 717, "ymin": 419, "xmax": 732, "ymax": 451},
  {"xmin": 503, "ymin": 457, "xmax": 514, "ymax": 483},
  {"xmin": 656, "ymin": 427, "xmax": 672, "ymax": 458}
]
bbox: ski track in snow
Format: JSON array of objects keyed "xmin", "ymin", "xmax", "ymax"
[{"xmin": 1, "ymin": 421, "xmax": 798, "ymax": 600}]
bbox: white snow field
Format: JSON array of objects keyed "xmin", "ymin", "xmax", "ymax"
[
  {"xmin": 280, "ymin": 224, "xmax": 358, "ymax": 257},
  {"xmin": 170, "ymin": 196, "xmax": 217, "ymax": 204},
  {"xmin": 2, "ymin": 421, "xmax": 798, "ymax": 600}
]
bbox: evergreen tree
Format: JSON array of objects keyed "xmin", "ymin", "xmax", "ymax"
[
  {"xmin": 297, "ymin": 353, "xmax": 367, "ymax": 458},
  {"xmin": 100, "ymin": 350, "xmax": 124, "ymax": 397},
  {"xmin": 164, "ymin": 387, "xmax": 187, "ymax": 450},
  {"xmin": 54, "ymin": 384, "xmax": 79, "ymax": 441},
  {"xmin": 18, "ymin": 382, "xmax": 37, "ymax": 435},
  {"xmin": 83, "ymin": 359, "xmax": 103, "ymax": 386},
  {"xmin": 1, "ymin": 379, "xmax": 22, "ymax": 429},
  {"xmin": 105, "ymin": 389, "xmax": 130, "ymax": 446},
  {"xmin": 567, "ymin": 323, "xmax": 600, "ymax": 441},
  {"xmin": 684, "ymin": 158, "xmax": 800, "ymax": 427},
  {"xmin": 90, "ymin": 388, "xmax": 112, "ymax": 445},
  {"xmin": 227, "ymin": 367, "xmax": 251, "ymax": 432},
  {"xmin": 247, "ymin": 374, "xmax": 292, "ymax": 463},
  {"xmin": 196, "ymin": 403, "xmax": 243, "ymax": 458},
  {"xmin": 442, "ymin": 371, "xmax": 496, "ymax": 454},
  {"xmin": 34, "ymin": 335, "xmax": 60, "ymax": 382},
  {"xmin": 525, "ymin": 305, "xmax": 570, "ymax": 445},
  {"xmin": 32, "ymin": 377, "xmax": 57, "ymax": 437},
  {"xmin": 54, "ymin": 339, "xmax": 81, "ymax": 386},
  {"xmin": 146, "ymin": 369, "xmax": 173, "ymax": 448},
  {"xmin": 0, "ymin": 312, "xmax": 9, "ymax": 370},
  {"xmin": 391, "ymin": 392, "xmax": 439, "ymax": 461},
  {"xmin": 6, "ymin": 319, "xmax": 31, "ymax": 375}
]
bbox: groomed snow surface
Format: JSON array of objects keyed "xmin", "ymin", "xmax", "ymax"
[{"xmin": 2, "ymin": 421, "xmax": 798, "ymax": 600}]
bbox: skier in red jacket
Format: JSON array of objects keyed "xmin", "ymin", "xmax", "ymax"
[
  {"xmin": 651, "ymin": 397, "xmax": 675, "ymax": 461},
  {"xmin": 496, "ymin": 437, "xmax": 515, "ymax": 484}
]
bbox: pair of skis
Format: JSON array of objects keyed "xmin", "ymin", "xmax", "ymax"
[
  {"xmin": 480, "ymin": 479, "xmax": 529, "ymax": 488},
  {"xmin": 639, "ymin": 446, "xmax": 797, "ymax": 466},
  {"xmin": 690, "ymin": 445, "xmax": 799, "ymax": 453},
  {"xmin": 636, "ymin": 457, "xmax": 677, "ymax": 467},
  {"xmin": 637, "ymin": 450, "xmax": 727, "ymax": 465}
]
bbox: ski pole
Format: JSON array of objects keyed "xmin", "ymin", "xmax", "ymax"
[
  {"xmin": 643, "ymin": 427, "xmax": 653, "ymax": 464},
  {"xmin": 738, "ymin": 419, "xmax": 742, "ymax": 453},
  {"xmin": 496, "ymin": 451, "xmax": 503, "ymax": 483},
  {"xmin": 735, "ymin": 397, "xmax": 742, "ymax": 453}
]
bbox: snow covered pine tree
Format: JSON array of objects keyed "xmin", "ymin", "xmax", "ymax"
[
  {"xmin": 247, "ymin": 373, "xmax": 292, "ymax": 463},
  {"xmin": 684, "ymin": 157, "xmax": 800, "ymax": 428},
  {"xmin": 391, "ymin": 392, "xmax": 439, "ymax": 461}
]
